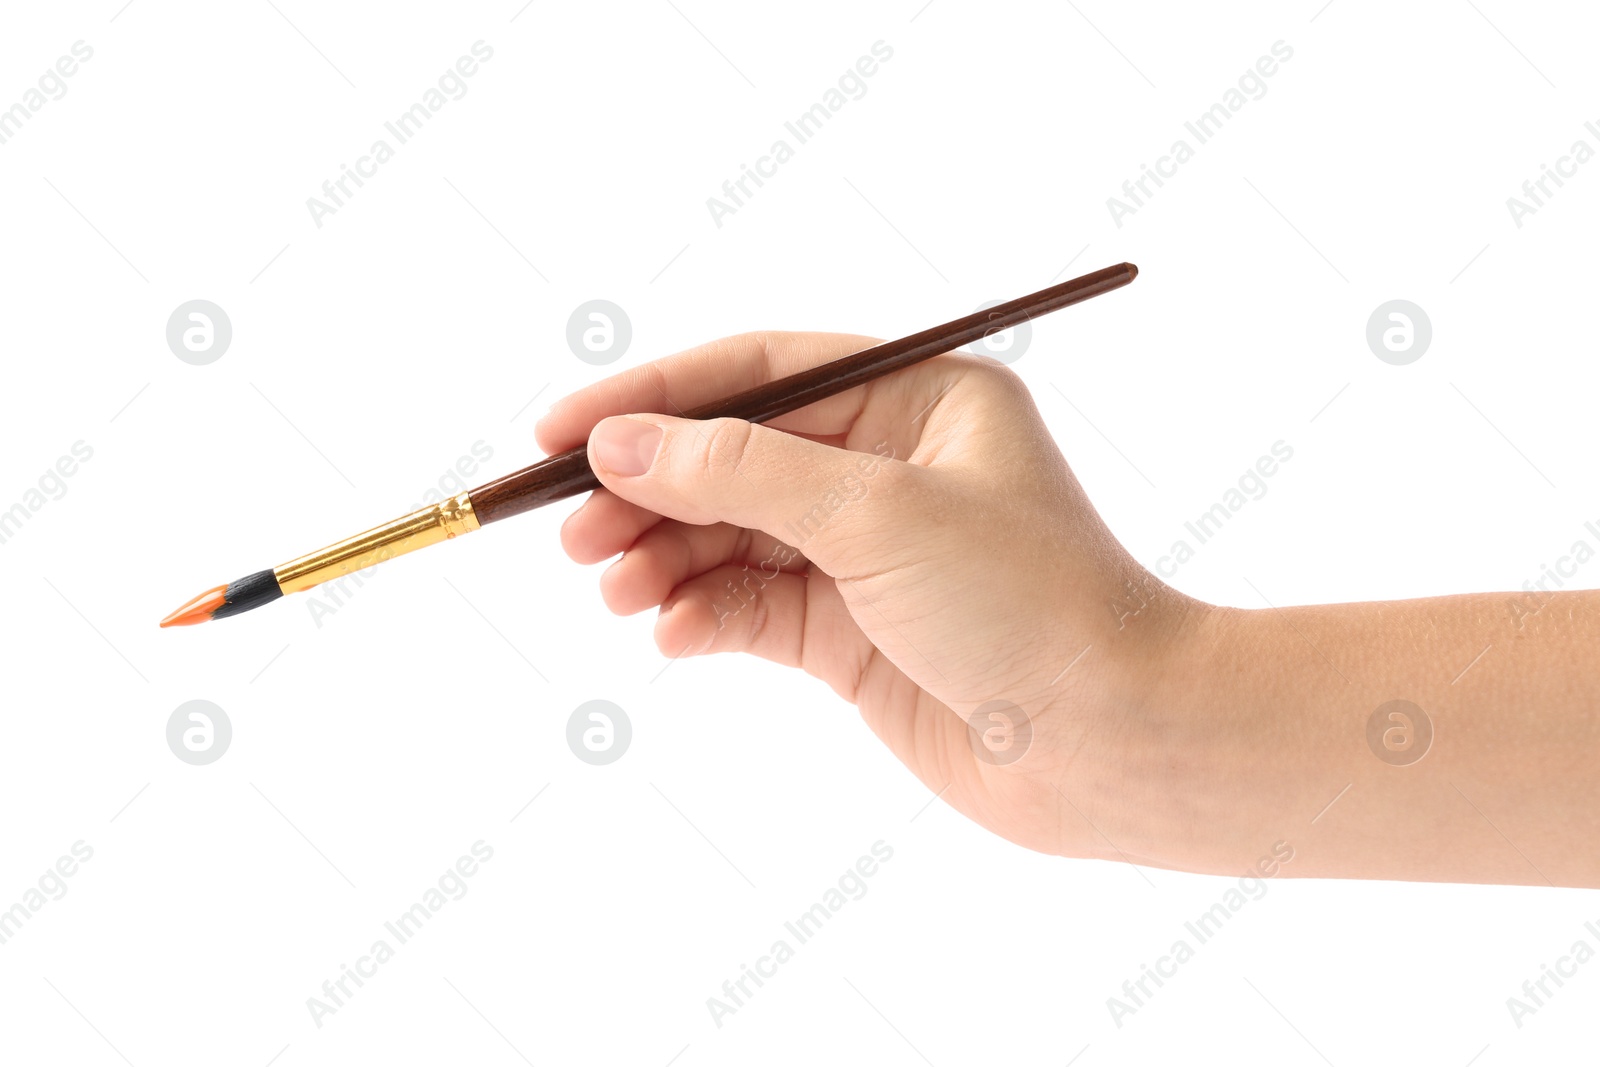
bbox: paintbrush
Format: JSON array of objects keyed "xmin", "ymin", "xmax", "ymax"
[{"xmin": 160, "ymin": 262, "xmax": 1138, "ymax": 626}]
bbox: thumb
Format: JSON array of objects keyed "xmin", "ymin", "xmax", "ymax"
[{"xmin": 587, "ymin": 414, "xmax": 915, "ymax": 576}]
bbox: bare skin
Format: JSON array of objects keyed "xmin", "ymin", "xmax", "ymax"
[{"xmin": 537, "ymin": 331, "xmax": 1600, "ymax": 889}]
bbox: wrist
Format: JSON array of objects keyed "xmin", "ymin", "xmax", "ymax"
[
  {"xmin": 1051, "ymin": 588, "xmax": 1263, "ymax": 874},
  {"xmin": 1125, "ymin": 601, "xmax": 1274, "ymax": 875}
]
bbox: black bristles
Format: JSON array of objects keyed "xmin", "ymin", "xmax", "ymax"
[{"xmin": 213, "ymin": 569, "xmax": 284, "ymax": 620}]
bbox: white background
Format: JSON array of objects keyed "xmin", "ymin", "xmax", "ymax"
[{"xmin": 1, "ymin": 1, "xmax": 1597, "ymax": 1064}]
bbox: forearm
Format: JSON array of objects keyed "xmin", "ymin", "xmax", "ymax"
[{"xmin": 1137, "ymin": 590, "xmax": 1600, "ymax": 886}]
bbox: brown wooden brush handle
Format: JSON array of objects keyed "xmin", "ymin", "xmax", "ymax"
[{"xmin": 468, "ymin": 262, "xmax": 1138, "ymax": 525}]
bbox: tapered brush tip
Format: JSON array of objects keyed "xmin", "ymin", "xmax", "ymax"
[
  {"xmin": 159, "ymin": 570, "xmax": 284, "ymax": 627},
  {"xmin": 160, "ymin": 585, "xmax": 229, "ymax": 627}
]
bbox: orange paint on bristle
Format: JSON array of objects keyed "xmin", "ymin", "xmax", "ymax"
[{"xmin": 159, "ymin": 585, "xmax": 229, "ymax": 627}]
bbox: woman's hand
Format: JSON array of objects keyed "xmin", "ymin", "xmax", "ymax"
[{"xmin": 537, "ymin": 331, "xmax": 1209, "ymax": 860}]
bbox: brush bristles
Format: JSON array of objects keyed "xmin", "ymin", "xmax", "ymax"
[{"xmin": 212, "ymin": 570, "xmax": 284, "ymax": 620}]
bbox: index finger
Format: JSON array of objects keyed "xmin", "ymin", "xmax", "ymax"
[{"xmin": 535, "ymin": 330, "xmax": 881, "ymax": 455}]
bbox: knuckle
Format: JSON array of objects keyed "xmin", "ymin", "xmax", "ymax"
[
  {"xmin": 683, "ymin": 417, "xmax": 755, "ymax": 483},
  {"xmin": 961, "ymin": 356, "xmax": 1030, "ymax": 398}
]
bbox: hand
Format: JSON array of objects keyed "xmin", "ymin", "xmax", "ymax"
[{"xmin": 537, "ymin": 332, "xmax": 1210, "ymax": 859}]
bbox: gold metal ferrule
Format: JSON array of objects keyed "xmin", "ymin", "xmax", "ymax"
[{"xmin": 273, "ymin": 491, "xmax": 480, "ymax": 595}]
